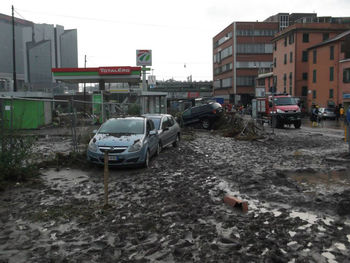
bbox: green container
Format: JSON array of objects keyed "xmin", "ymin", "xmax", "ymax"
[{"xmin": 3, "ymin": 99, "xmax": 45, "ymax": 129}]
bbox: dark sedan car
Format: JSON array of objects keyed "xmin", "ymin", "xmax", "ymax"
[
  {"xmin": 182, "ymin": 102, "xmax": 223, "ymax": 129},
  {"xmin": 142, "ymin": 114, "xmax": 181, "ymax": 151}
]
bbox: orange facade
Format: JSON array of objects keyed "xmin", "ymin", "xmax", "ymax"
[
  {"xmin": 307, "ymin": 42, "xmax": 341, "ymax": 107},
  {"xmin": 272, "ymin": 23, "xmax": 350, "ymax": 110}
]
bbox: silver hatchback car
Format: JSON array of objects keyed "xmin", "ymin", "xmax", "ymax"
[{"xmin": 142, "ymin": 114, "xmax": 181, "ymax": 151}]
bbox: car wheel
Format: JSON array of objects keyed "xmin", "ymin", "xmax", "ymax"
[
  {"xmin": 172, "ymin": 134, "xmax": 180, "ymax": 147},
  {"xmin": 156, "ymin": 142, "xmax": 162, "ymax": 156},
  {"xmin": 143, "ymin": 150, "xmax": 150, "ymax": 168},
  {"xmin": 294, "ymin": 120, "xmax": 301, "ymax": 129},
  {"xmin": 201, "ymin": 119, "xmax": 211, "ymax": 129},
  {"xmin": 271, "ymin": 116, "xmax": 278, "ymax": 128}
]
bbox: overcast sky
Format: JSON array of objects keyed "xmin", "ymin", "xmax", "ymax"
[{"xmin": 2, "ymin": 0, "xmax": 350, "ymax": 81}]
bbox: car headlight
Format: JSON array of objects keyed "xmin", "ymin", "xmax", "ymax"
[
  {"xmin": 88, "ymin": 139, "xmax": 98, "ymax": 153},
  {"xmin": 129, "ymin": 140, "xmax": 143, "ymax": 152},
  {"xmin": 276, "ymin": 109, "xmax": 284, "ymax": 113}
]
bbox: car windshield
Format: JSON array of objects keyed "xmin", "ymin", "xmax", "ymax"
[
  {"xmin": 98, "ymin": 119, "xmax": 144, "ymax": 134},
  {"xmin": 273, "ymin": 97, "xmax": 297, "ymax": 106}
]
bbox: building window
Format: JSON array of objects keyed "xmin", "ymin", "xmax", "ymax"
[
  {"xmin": 302, "ymin": 72, "xmax": 308, "ymax": 80},
  {"xmin": 329, "ymin": 89, "xmax": 334, "ymax": 98},
  {"xmin": 289, "ymin": 72, "xmax": 292, "ymax": 86},
  {"xmin": 236, "ymin": 76, "xmax": 255, "ymax": 86},
  {"xmin": 313, "ymin": 70, "xmax": 317, "ymax": 83},
  {"xmin": 312, "ymin": 90, "xmax": 316, "ymax": 99},
  {"xmin": 283, "ymin": 73, "xmax": 287, "ymax": 87},
  {"xmin": 237, "ymin": 43, "xmax": 273, "ymax": 54},
  {"xmin": 330, "ymin": 67, "xmax": 334, "ymax": 81},
  {"xmin": 214, "ymin": 45, "xmax": 233, "ymax": 63},
  {"xmin": 284, "ymin": 54, "xmax": 287, "ymax": 64},
  {"xmin": 343, "ymin": 68, "xmax": 350, "ymax": 83},
  {"xmin": 330, "ymin": 46, "xmax": 334, "ymax": 60},
  {"xmin": 302, "ymin": 51, "xmax": 308, "ymax": 62},
  {"xmin": 274, "ymin": 42, "xmax": 277, "ymax": 51},
  {"xmin": 290, "ymin": 52, "xmax": 293, "ymax": 63},
  {"xmin": 323, "ymin": 33, "xmax": 329, "ymax": 41},
  {"xmin": 284, "ymin": 37, "xmax": 287, "ymax": 47},
  {"xmin": 222, "ymin": 77, "xmax": 232, "ymax": 87},
  {"xmin": 288, "ymin": 34, "xmax": 294, "ymax": 44},
  {"xmin": 214, "ymin": 32, "xmax": 233, "ymax": 48},
  {"xmin": 274, "ymin": 58, "xmax": 276, "ymax": 67},
  {"xmin": 302, "ymin": 86, "xmax": 308, "ymax": 96},
  {"xmin": 303, "ymin": 33, "xmax": 309, "ymax": 43},
  {"xmin": 313, "ymin": 50, "xmax": 317, "ymax": 64}
]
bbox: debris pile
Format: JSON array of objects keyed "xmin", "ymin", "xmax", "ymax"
[{"xmin": 214, "ymin": 113, "xmax": 263, "ymax": 140}]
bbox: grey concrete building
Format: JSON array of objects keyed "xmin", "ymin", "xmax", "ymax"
[{"xmin": 0, "ymin": 13, "xmax": 78, "ymax": 93}]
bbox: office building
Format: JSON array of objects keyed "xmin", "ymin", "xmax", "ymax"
[
  {"xmin": 213, "ymin": 21, "xmax": 279, "ymax": 105},
  {"xmin": 0, "ymin": 13, "xmax": 78, "ymax": 93}
]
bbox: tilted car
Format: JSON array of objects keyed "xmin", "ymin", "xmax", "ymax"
[
  {"xmin": 87, "ymin": 117, "xmax": 159, "ymax": 168},
  {"xmin": 142, "ymin": 114, "xmax": 181, "ymax": 150},
  {"xmin": 181, "ymin": 102, "xmax": 223, "ymax": 129}
]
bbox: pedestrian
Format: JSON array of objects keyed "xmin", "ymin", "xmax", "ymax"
[
  {"xmin": 310, "ymin": 104, "xmax": 318, "ymax": 127},
  {"xmin": 339, "ymin": 104, "xmax": 344, "ymax": 118},
  {"xmin": 335, "ymin": 106, "xmax": 340, "ymax": 121}
]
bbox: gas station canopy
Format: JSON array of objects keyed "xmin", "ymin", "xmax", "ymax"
[{"xmin": 52, "ymin": 66, "xmax": 142, "ymax": 83}]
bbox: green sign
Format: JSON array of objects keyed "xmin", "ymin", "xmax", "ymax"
[{"xmin": 92, "ymin": 94, "xmax": 102, "ymax": 124}]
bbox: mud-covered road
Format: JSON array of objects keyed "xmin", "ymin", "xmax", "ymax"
[{"xmin": 1, "ymin": 124, "xmax": 350, "ymax": 262}]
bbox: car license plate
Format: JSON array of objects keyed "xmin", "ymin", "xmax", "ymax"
[{"xmin": 108, "ymin": 155, "xmax": 118, "ymax": 161}]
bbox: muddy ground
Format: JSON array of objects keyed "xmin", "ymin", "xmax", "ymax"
[{"xmin": 1, "ymin": 123, "xmax": 350, "ymax": 262}]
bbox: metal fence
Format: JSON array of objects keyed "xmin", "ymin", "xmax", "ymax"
[{"xmin": 0, "ymin": 96, "xmax": 137, "ymax": 162}]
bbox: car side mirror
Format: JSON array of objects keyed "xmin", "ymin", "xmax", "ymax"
[{"xmin": 149, "ymin": 130, "xmax": 157, "ymax": 136}]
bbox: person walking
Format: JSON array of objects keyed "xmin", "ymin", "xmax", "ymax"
[
  {"xmin": 335, "ymin": 105, "xmax": 340, "ymax": 121},
  {"xmin": 310, "ymin": 105, "xmax": 319, "ymax": 127}
]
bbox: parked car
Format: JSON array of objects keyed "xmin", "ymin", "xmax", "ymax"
[
  {"xmin": 318, "ymin": 107, "xmax": 336, "ymax": 120},
  {"xmin": 87, "ymin": 117, "xmax": 159, "ymax": 168},
  {"xmin": 182, "ymin": 102, "xmax": 223, "ymax": 129},
  {"xmin": 142, "ymin": 114, "xmax": 181, "ymax": 150}
]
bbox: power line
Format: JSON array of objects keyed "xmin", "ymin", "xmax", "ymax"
[{"xmin": 16, "ymin": 8, "xmax": 211, "ymax": 31}]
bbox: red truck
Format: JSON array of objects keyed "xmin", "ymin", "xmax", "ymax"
[{"xmin": 253, "ymin": 94, "xmax": 302, "ymax": 129}]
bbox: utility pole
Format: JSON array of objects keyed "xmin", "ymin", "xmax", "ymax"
[
  {"xmin": 12, "ymin": 5, "xmax": 17, "ymax": 92},
  {"xmin": 83, "ymin": 55, "xmax": 87, "ymax": 114}
]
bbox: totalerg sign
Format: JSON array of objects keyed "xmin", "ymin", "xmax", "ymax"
[{"xmin": 99, "ymin": 67, "xmax": 131, "ymax": 75}]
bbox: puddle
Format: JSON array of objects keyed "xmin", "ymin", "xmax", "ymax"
[
  {"xmin": 287, "ymin": 170, "xmax": 350, "ymax": 192},
  {"xmin": 41, "ymin": 168, "xmax": 101, "ymax": 200}
]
